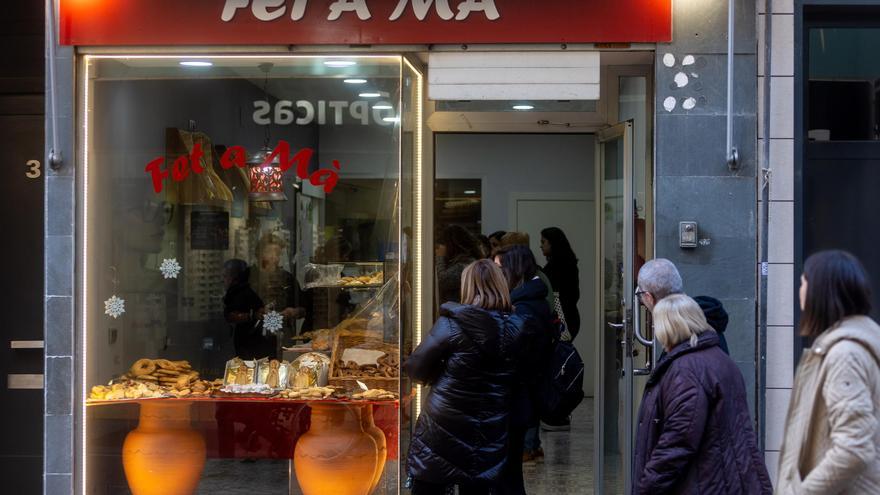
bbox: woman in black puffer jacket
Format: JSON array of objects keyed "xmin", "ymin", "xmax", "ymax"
[
  {"xmin": 494, "ymin": 245, "xmax": 555, "ymax": 494},
  {"xmin": 405, "ymin": 259, "xmax": 530, "ymax": 495}
]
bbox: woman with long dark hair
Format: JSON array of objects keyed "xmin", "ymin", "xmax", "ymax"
[
  {"xmin": 540, "ymin": 227, "xmax": 580, "ymax": 339},
  {"xmin": 777, "ymin": 250, "xmax": 880, "ymax": 494},
  {"xmin": 436, "ymin": 225, "xmax": 483, "ymax": 304},
  {"xmin": 494, "ymin": 245, "xmax": 555, "ymax": 490},
  {"xmin": 405, "ymin": 259, "xmax": 529, "ymax": 494}
]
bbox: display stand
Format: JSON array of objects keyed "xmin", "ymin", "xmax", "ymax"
[{"xmin": 89, "ymin": 397, "xmax": 399, "ymax": 495}]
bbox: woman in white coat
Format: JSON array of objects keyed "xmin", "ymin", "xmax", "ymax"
[{"xmin": 777, "ymin": 250, "xmax": 880, "ymax": 494}]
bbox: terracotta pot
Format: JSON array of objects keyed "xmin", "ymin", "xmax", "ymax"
[
  {"xmin": 361, "ymin": 405, "xmax": 388, "ymax": 493},
  {"xmin": 294, "ymin": 403, "xmax": 378, "ymax": 495},
  {"xmin": 122, "ymin": 401, "xmax": 206, "ymax": 495}
]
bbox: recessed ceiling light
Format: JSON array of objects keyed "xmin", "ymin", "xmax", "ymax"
[
  {"xmin": 464, "ymin": 190, "xmax": 477, "ymax": 195},
  {"xmin": 383, "ymin": 116, "xmax": 400, "ymax": 123},
  {"xmin": 373, "ymin": 103, "xmax": 393, "ymax": 110},
  {"xmin": 512, "ymin": 104, "xmax": 534, "ymax": 110},
  {"xmin": 360, "ymin": 92, "xmax": 382, "ymax": 98},
  {"xmin": 180, "ymin": 61, "xmax": 213, "ymax": 67},
  {"xmin": 324, "ymin": 60, "xmax": 357, "ymax": 68},
  {"xmin": 344, "ymin": 78, "xmax": 367, "ymax": 84}
]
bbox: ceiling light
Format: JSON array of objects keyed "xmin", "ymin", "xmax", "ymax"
[
  {"xmin": 360, "ymin": 92, "xmax": 382, "ymax": 98},
  {"xmin": 324, "ymin": 60, "xmax": 357, "ymax": 68},
  {"xmin": 344, "ymin": 78, "xmax": 367, "ymax": 84},
  {"xmin": 464, "ymin": 190, "xmax": 477, "ymax": 195},
  {"xmin": 373, "ymin": 103, "xmax": 393, "ymax": 110},
  {"xmin": 512, "ymin": 104, "xmax": 534, "ymax": 111},
  {"xmin": 180, "ymin": 61, "xmax": 213, "ymax": 67},
  {"xmin": 383, "ymin": 116, "xmax": 400, "ymax": 123}
]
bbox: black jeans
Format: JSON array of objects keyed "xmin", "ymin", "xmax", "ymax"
[
  {"xmin": 411, "ymin": 479, "xmax": 487, "ymax": 495},
  {"xmin": 496, "ymin": 426, "xmax": 527, "ymax": 495}
]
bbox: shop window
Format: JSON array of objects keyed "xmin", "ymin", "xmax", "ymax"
[
  {"xmin": 80, "ymin": 55, "xmax": 421, "ymax": 494},
  {"xmin": 808, "ymin": 28, "xmax": 880, "ymax": 141}
]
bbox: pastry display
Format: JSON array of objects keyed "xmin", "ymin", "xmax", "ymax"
[
  {"xmin": 257, "ymin": 358, "xmax": 290, "ymax": 389},
  {"xmin": 290, "ymin": 352, "xmax": 331, "ymax": 388},
  {"xmin": 339, "ymin": 271, "xmax": 383, "ymax": 287},
  {"xmin": 224, "ymin": 357, "xmax": 264, "ymax": 386},
  {"xmin": 351, "ymin": 388, "xmax": 398, "ymax": 401},
  {"xmin": 277, "ymin": 386, "xmax": 338, "ymax": 399},
  {"xmin": 332, "ymin": 350, "xmax": 400, "ymax": 379},
  {"xmin": 127, "ymin": 358, "xmax": 200, "ymax": 388},
  {"xmin": 219, "ymin": 383, "xmax": 274, "ymax": 395},
  {"xmin": 88, "ymin": 357, "xmax": 220, "ymax": 401}
]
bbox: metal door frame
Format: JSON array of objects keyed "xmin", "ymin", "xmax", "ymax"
[{"xmin": 594, "ymin": 120, "xmax": 634, "ymax": 494}]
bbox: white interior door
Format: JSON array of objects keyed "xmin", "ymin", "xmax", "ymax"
[{"xmin": 512, "ymin": 194, "xmax": 595, "ymax": 397}]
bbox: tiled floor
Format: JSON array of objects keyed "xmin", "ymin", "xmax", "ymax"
[
  {"xmin": 197, "ymin": 401, "xmax": 597, "ymax": 494},
  {"xmin": 524, "ymin": 400, "xmax": 595, "ymax": 495}
]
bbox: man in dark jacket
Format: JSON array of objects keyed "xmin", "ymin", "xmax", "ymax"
[
  {"xmin": 404, "ymin": 302, "xmax": 528, "ymax": 493},
  {"xmin": 636, "ymin": 258, "xmax": 730, "ymax": 354},
  {"xmin": 632, "ymin": 331, "xmax": 771, "ymax": 494}
]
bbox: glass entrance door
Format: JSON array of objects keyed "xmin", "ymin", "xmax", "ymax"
[{"xmin": 595, "ymin": 121, "xmax": 636, "ymax": 494}]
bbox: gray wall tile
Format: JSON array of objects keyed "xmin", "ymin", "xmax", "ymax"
[
  {"xmin": 45, "ymin": 235, "xmax": 73, "ymax": 297},
  {"xmin": 768, "ymin": 263, "xmax": 795, "ymax": 326},
  {"xmin": 44, "ymin": 474, "xmax": 73, "ymax": 495},
  {"xmin": 656, "ymin": 114, "xmax": 758, "ymax": 177},
  {"xmin": 721, "ymin": 297, "xmax": 757, "ymax": 362},
  {"xmin": 44, "ymin": 414, "xmax": 73, "ymax": 474},
  {"xmin": 765, "ymin": 451, "xmax": 780, "ymax": 487},
  {"xmin": 46, "ymin": 177, "xmax": 74, "ymax": 236},
  {"xmin": 45, "ymin": 296, "xmax": 73, "ymax": 357},
  {"xmin": 766, "ymin": 326, "xmax": 794, "ymax": 389},
  {"xmin": 758, "ymin": 0, "xmax": 794, "ymax": 14},
  {"xmin": 758, "ymin": 13, "xmax": 794, "ymax": 76},
  {"xmin": 768, "ymin": 201, "xmax": 794, "ymax": 263},
  {"xmin": 45, "ymin": 357, "xmax": 72, "ymax": 415},
  {"xmin": 655, "ymin": 176, "xmax": 758, "ymax": 241},
  {"xmin": 765, "ymin": 387, "xmax": 792, "ymax": 450},
  {"xmin": 656, "ymin": 54, "xmax": 758, "ymax": 117},
  {"xmin": 666, "ymin": 0, "xmax": 757, "ymax": 54}
]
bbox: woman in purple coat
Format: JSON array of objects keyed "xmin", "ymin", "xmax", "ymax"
[{"xmin": 633, "ymin": 294, "xmax": 771, "ymax": 494}]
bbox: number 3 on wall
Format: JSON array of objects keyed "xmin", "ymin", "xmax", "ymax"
[{"xmin": 25, "ymin": 160, "xmax": 41, "ymax": 179}]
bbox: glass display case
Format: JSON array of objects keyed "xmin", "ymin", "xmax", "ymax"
[{"xmin": 79, "ymin": 55, "xmax": 422, "ymax": 494}]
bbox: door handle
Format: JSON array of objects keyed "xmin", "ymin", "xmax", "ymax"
[
  {"xmin": 8, "ymin": 374, "xmax": 43, "ymax": 390},
  {"xmin": 10, "ymin": 340, "xmax": 44, "ymax": 349},
  {"xmin": 607, "ymin": 322, "xmax": 624, "ymax": 330}
]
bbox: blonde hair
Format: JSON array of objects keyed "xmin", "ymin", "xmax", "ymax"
[
  {"xmin": 653, "ymin": 294, "xmax": 711, "ymax": 350},
  {"xmin": 460, "ymin": 259, "xmax": 512, "ymax": 312}
]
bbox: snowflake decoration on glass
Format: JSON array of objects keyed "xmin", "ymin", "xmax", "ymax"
[
  {"xmin": 159, "ymin": 258, "xmax": 182, "ymax": 279},
  {"xmin": 104, "ymin": 295, "xmax": 126, "ymax": 319},
  {"xmin": 263, "ymin": 310, "xmax": 284, "ymax": 334}
]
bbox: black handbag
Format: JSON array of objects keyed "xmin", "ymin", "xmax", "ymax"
[{"xmin": 539, "ymin": 296, "xmax": 585, "ymax": 421}]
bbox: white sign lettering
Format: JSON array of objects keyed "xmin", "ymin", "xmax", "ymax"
[
  {"xmin": 390, "ymin": 0, "xmax": 454, "ymax": 21},
  {"xmin": 455, "ymin": 0, "xmax": 499, "ymax": 20},
  {"xmin": 327, "ymin": 0, "xmax": 372, "ymax": 21},
  {"xmin": 221, "ymin": 0, "xmax": 500, "ymax": 22},
  {"xmin": 253, "ymin": 100, "xmax": 394, "ymax": 126}
]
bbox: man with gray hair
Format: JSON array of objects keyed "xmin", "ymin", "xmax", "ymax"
[{"xmin": 636, "ymin": 258, "xmax": 730, "ymax": 354}]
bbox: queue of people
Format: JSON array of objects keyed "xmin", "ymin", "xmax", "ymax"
[{"xmin": 410, "ymin": 222, "xmax": 880, "ymax": 494}]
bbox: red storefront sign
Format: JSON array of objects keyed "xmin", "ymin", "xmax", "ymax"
[{"xmin": 59, "ymin": 0, "xmax": 672, "ymax": 46}]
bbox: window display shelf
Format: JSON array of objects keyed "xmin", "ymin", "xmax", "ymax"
[{"xmin": 86, "ymin": 396, "xmax": 400, "ymax": 406}]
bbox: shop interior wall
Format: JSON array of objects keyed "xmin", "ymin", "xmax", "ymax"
[
  {"xmin": 654, "ymin": 0, "xmax": 759, "ymax": 411},
  {"xmin": 434, "ymin": 132, "xmax": 597, "ymax": 395}
]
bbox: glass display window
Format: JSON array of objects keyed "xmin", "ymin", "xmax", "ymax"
[{"xmin": 79, "ymin": 54, "xmax": 422, "ymax": 494}]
